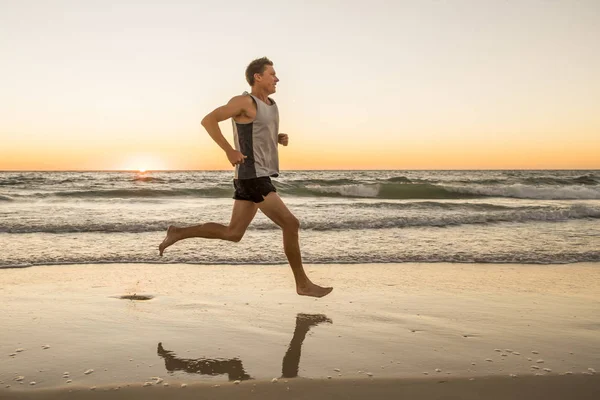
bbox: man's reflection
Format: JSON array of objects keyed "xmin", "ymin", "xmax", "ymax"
[
  {"xmin": 157, "ymin": 342, "xmax": 252, "ymax": 381},
  {"xmin": 282, "ymin": 313, "xmax": 332, "ymax": 378},
  {"xmin": 157, "ymin": 313, "xmax": 332, "ymax": 381}
]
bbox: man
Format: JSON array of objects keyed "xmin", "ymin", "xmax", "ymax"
[{"xmin": 159, "ymin": 57, "xmax": 332, "ymax": 298}]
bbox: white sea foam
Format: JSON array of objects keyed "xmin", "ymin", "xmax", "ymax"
[{"xmin": 447, "ymin": 184, "xmax": 600, "ymax": 200}]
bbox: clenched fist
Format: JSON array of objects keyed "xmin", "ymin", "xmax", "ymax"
[
  {"xmin": 278, "ymin": 133, "xmax": 289, "ymax": 146},
  {"xmin": 226, "ymin": 149, "xmax": 247, "ymax": 166}
]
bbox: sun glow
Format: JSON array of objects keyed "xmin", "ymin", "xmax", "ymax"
[{"xmin": 119, "ymin": 154, "xmax": 167, "ymax": 172}]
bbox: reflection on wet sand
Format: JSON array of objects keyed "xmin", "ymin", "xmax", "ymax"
[
  {"xmin": 157, "ymin": 342, "xmax": 252, "ymax": 381},
  {"xmin": 282, "ymin": 314, "xmax": 333, "ymax": 378},
  {"xmin": 157, "ymin": 313, "xmax": 332, "ymax": 381}
]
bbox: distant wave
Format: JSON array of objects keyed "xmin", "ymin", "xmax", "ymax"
[
  {"xmin": 133, "ymin": 176, "xmax": 170, "ymax": 183},
  {"xmin": 283, "ymin": 182, "xmax": 600, "ymax": 200},
  {"xmin": 0, "ymin": 194, "xmax": 13, "ymax": 201},
  {"xmin": 286, "ymin": 183, "xmax": 471, "ymax": 199},
  {"xmin": 2, "ymin": 173, "xmax": 599, "ymax": 201},
  {"xmin": 0, "ymin": 179, "xmax": 25, "ymax": 186},
  {"xmin": 37, "ymin": 187, "xmax": 232, "ymax": 199},
  {"xmin": 381, "ymin": 174, "xmax": 599, "ymax": 186},
  {"xmin": 4, "ymin": 182, "xmax": 600, "ymax": 200},
  {"xmin": 0, "ymin": 175, "xmax": 63, "ymax": 186},
  {"xmin": 447, "ymin": 184, "xmax": 600, "ymax": 200},
  {"xmin": 523, "ymin": 174, "xmax": 599, "ymax": 186},
  {"xmin": 4, "ymin": 204, "xmax": 598, "ymax": 233},
  {"xmin": 348, "ymin": 201, "xmax": 525, "ymax": 211},
  {"xmin": 443, "ymin": 174, "xmax": 597, "ymax": 186},
  {"xmin": 385, "ymin": 176, "xmax": 414, "ymax": 183},
  {"xmin": 280, "ymin": 178, "xmax": 359, "ymax": 186}
]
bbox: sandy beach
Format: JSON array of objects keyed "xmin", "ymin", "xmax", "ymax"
[{"xmin": 1, "ymin": 262, "xmax": 599, "ymax": 399}]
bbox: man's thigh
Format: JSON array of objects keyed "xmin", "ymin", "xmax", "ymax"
[{"xmin": 229, "ymin": 200, "xmax": 259, "ymax": 232}]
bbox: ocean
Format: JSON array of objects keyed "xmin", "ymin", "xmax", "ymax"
[{"xmin": 0, "ymin": 170, "xmax": 599, "ymax": 268}]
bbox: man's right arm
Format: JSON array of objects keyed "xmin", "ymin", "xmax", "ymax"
[{"xmin": 201, "ymin": 95, "xmax": 252, "ymax": 166}]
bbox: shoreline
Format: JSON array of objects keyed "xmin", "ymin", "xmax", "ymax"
[{"xmin": 1, "ymin": 259, "xmax": 598, "ymax": 270}]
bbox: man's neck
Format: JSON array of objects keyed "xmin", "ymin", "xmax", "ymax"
[{"xmin": 250, "ymin": 88, "xmax": 271, "ymax": 104}]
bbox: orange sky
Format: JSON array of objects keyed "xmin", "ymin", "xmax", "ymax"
[
  {"xmin": 1, "ymin": 137, "xmax": 597, "ymax": 171},
  {"xmin": 1, "ymin": 1, "xmax": 599, "ymax": 171}
]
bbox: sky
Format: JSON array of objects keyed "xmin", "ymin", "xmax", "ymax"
[{"xmin": 0, "ymin": 0, "xmax": 598, "ymax": 170}]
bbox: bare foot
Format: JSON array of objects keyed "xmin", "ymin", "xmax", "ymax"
[
  {"xmin": 159, "ymin": 226, "xmax": 180, "ymax": 256},
  {"xmin": 296, "ymin": 313, "xmax": 333, "ymax": 326},
  {"xmin": 297, "ymin": 282, "xmax": 333, "ymax": 298}
]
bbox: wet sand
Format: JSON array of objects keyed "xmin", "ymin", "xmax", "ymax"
[
  {"xmin": 4, "ymin": 375, "xmax": 600, "ymax": 400},
  {"xmin": 1, "ymin": 263, "xmax": 599, "ymax": 399}
]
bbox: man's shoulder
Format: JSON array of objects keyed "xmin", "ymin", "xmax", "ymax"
[{"xmin": 229, "ymin": 93, "xmax": 254, "ymax": 106}]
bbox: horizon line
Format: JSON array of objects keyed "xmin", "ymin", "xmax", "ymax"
[{"xmin": 1, "ymin": 168, "xmax": 599, "ymax": 173}]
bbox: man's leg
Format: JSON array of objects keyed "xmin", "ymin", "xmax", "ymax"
[
  {"xmin": 159, "ymin": 200, "xmax": 258, "ymax": 256},
  {"xmin": 258, "ymin": 192, "xmax": 333, "ymax": 298}
]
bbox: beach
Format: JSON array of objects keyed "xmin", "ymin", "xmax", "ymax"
[
  {"xmin": 3, "ymin": 0, "xmax": 600, "ymax": 397},
  {"xmin": 1, "ymin": 262, "xmax": 599, "ymax": 399},
  {"xmin": 1, "ymin": 170, "xmax": 599, "ymax": 398}
]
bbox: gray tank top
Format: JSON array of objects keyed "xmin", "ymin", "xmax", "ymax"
[{"xmin": 232, "ymin": 92, "xmax": 280, "ymax": 179}]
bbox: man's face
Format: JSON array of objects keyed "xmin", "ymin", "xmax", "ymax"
[{"xmin": 255, "ymin": 65, "xmax": 279, "ymax": 94}]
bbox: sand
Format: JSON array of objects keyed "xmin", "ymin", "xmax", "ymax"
[
  {"xmin": 1, "ymin": 262, "xmax": 599, "ymax": 399},
  {"xmin": 4, "ymin": 375, "xmax": 600, "ymax": 400}
]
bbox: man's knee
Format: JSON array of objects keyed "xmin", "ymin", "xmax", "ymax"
[
  {"xmin": 283, "ymin": 215, "xmax": 300, "ymax": 232},
  {"xmin": 225, "ymin": 229, "xmax": 245, "ymax": 242}
]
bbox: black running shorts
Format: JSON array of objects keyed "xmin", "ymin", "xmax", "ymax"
[{"xmin": 232, "ymin": 176, "xmax": 277, "ymax": 203}]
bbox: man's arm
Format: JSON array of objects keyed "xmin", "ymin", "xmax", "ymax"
[{"xmin": 201, "ymin": 95, "xmax": 253, "ymax": 166}]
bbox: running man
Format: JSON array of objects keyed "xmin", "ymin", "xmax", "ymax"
[{"xmin": 159, "ymin": 57, "xmax": 333, "ymax": 298}]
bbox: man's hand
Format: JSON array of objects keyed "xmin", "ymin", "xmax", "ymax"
[
  {"xmin": 278, "ymin": 133, "xmax": 289, "ymax": 146},
  {"xmin": 226, "ymin": 149, "xmax": 247, "ymax": 166}
]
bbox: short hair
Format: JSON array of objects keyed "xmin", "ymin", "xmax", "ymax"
[{"xmin": 245, "ymin": 57, "xmax": 273, "ymax": 86}]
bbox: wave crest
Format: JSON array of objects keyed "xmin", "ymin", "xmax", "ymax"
[{"xmin": 4, "ymin": 204, "xmax": 598, "ymax": 233}]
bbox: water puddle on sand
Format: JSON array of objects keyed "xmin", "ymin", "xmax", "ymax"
[{"xmin": 112, "ymin": 294, "xmax": 154, "ymax": 301}]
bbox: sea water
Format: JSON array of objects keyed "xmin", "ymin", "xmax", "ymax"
[{"xmin": 1, "ymin": 170, "xmax": 598, "ymax": 268}]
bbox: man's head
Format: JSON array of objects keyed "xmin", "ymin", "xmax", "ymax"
[{"xmin": 245, "ymin": 57, "xmax": 279, "ymax": 94}]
